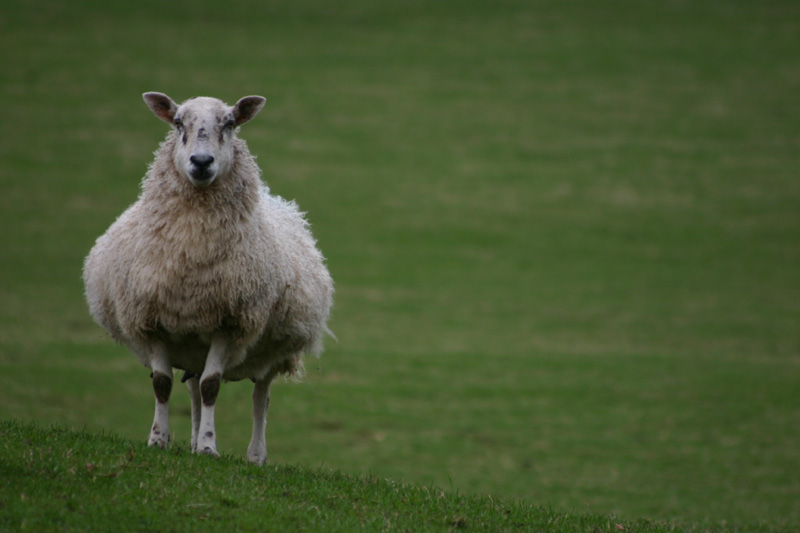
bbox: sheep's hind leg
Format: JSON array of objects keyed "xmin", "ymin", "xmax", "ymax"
[
  {"xmin": 184, "ymin": 372, "xmax": 201, "ymax": 452},
  {"xmin": 247, "ymin": 367, "xmax": 280, "ymax": 465},
  {"xmin": 195, "ymin": 335, "xmax": 233, "ymax": 457},
  {"xmin": 147, "ymin": 343, "xmax": 173, "ymax": 448}
]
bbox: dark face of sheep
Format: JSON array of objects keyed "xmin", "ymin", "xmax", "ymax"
[{"xmin": 143, "ymin": 92, "xmax": 266, "ymax": 187}]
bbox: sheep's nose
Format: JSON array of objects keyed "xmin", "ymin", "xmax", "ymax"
[{"xmin": 190, "ymin": 154, "xmax": 214, "ymax": 169}]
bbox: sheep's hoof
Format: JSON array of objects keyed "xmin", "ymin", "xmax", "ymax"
[
  {"xmin": 198, "ymin": 446, "xmax": 220, "ymax": 457},
  {"xmin": 246, "ymin": 452, "xmax": 267, "ymax": 466},
  {"xmin": 148, "ymin": 436, "xmax": 170, "ymax": 449},
  {"xmin": 148, "ymin": 428, "xmax": 170, "ymax": 448}
]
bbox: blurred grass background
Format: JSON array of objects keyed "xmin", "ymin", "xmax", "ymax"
[{"xmin": 1, "ymin": 0, "xmax": 799, "ymax": 528}]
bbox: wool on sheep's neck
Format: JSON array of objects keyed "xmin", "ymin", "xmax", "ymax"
[
  {"xmin": 139, "ymin": 132, "xmax": 264, "ymax": 251},
  {"xmin": 134, "ymin": 132, "xmax": 267, "ymax": 274}
]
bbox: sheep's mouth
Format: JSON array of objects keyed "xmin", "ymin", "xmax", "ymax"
[{"xmin": 188, "ymin": 167, "xmax": 217, "ymax": 186}]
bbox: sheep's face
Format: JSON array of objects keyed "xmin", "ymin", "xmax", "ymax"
[{"xmin": 143, "ymin": 93, "xmax": 266, "ymax": 188}]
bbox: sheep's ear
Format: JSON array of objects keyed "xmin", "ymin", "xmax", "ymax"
[
  {"xmin": 143, "ymin": 92, "xmax": 178, "ymax": 124},
  {"xmin": 233, "ymin": 96, "xmax": 266, "ymax": 126}
]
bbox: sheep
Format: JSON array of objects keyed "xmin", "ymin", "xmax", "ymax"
[{"xmin": 83, "ymin": 92, "xmax": 333, "ymax": 464}]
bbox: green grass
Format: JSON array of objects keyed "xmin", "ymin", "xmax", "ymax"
[
  {"xmin": 1, "ymin": 0, "xmax": 799, "ymax": 530},
  {"xmin": 0, "ymin": 420, "xmax": 717, "ymax": 531}
]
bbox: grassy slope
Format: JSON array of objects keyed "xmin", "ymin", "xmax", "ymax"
[
  {"xmin": 0, "ymin": 421, "xmax": 679, "ymax": 532},
  {"xmin": 1, "ymin": 0, "xmax": 799, "ymax": 529}
]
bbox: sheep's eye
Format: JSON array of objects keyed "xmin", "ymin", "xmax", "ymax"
[
  {"xmin": 174, "ymin": 118, "xmax": 184, "ymax": 130},
  {"xmin": 223, "ymin": 120, "xmax": 236, "ymax": 130}
]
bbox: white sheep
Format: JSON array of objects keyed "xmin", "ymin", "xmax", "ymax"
[{"xmin": 83, "ymin": 92, "xmax": 333, "ymax": 464}]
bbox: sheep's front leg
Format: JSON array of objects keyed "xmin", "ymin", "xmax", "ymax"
[
  {"xmin": 247, "ymin": 368, "xmax": 279, "ymax": 465},
  {"xmin": 147, "ymin": 343, "xmax": 173, "ymax": 448},
  {"xmin": 195, "ymin": 336, "xmax": 233, "ymax": 457}
]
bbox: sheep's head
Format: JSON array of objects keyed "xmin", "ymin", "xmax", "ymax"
[{"xmin": 143, "ymin": 92, "xmax": 266, "ymax": 187}]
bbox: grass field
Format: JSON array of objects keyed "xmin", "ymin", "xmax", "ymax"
[
  {"xmin": 1, "ymin": 0, "xmax": 799, "ymax": 529},
  {"xmin": 2, "ymin": 421, "xmax": 687, "ymax": 532}
]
